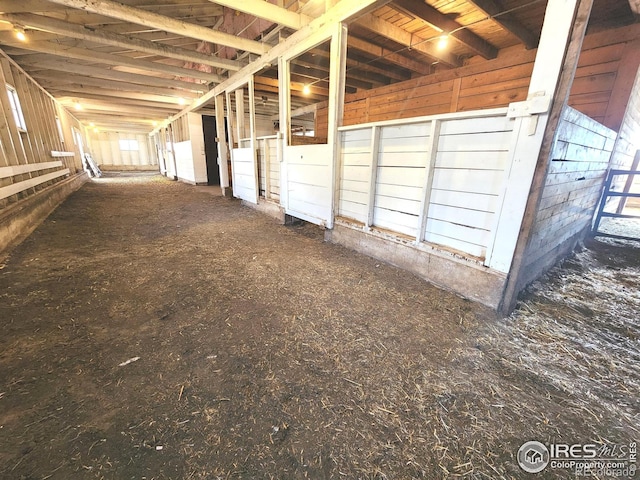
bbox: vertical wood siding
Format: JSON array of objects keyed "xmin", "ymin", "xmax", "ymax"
[
  {"xmin": 0, "ymin": 52, "xmax": 84, "ymax": 210},
  {"xmin": 256, "ymin": 136, "xmax": 279, "ymax": 200},
  {"xmin": 90, "ymin": 132, "xmax": 154, "ymax": 168}
]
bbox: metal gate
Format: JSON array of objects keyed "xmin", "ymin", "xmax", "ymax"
[{"xmin": 592, "ymin": 169, "xmax": 640, "ymax": 241}]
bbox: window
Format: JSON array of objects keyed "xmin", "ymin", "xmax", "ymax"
[
  {"xmin": 119, "ymin": 139, "xmax": 139, "ymax": 151},
  {"xmin": 55, "ymin": 117, "xmax": 65, "ymax": 144},
  {"xmin": 6, "ymin": 85, "xmax": 26, "ymax": 131}
]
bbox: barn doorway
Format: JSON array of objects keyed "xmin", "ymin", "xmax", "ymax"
[{"xmin": 202, "ymin": 115, "xmax": 220, "ymax": 186}]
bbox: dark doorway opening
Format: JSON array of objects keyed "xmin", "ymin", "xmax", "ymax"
[{"xmin": 202, "ymin": 115, "xmax": 220, "ymax": 185}]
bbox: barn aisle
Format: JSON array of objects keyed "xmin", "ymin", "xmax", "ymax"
[{"xmin": 0, "ymin": 174, "xmax": 637, "ymax": 479}]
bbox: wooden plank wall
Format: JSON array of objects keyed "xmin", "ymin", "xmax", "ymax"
[
  {"xmin": 521, "ymin": 106, "xmax": 617, "ymax": 285},
  {"xmin": 256, "ymin": 136, "xmax": 279, "ymax": 200},
  {"xmin": 0, "ymin": 50, "xmax": 84, "ymax": 210},
  {"xmin": 90, "ymin": 131, "xmax": 155, "ymax": 168},
  {"xmin": 317, "ymin": 24, "xmax": 640, "ymax": 137},
  {"xmin": 338, "ymin": 110, "xmax": 515, "ymax": 261},
  {"xmin": 609, "ymin": 68, "xmax": 640, "ymax": 171}
]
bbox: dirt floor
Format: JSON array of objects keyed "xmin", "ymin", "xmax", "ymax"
[{"xmin": 0, "ymin": 173, "xmax": 638, "ymax": 479}]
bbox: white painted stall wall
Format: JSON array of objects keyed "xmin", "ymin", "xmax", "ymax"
[
  {"xmin": 375, "ymin": 122, "xmax": 430, "ymax": 237},
  {"xmin": 338, "ymin": 109, "xmax": 516, "ymax": 262},
  {"xmin": 256, "ymin": 136, "xmax": 280, "ymax": 200},
  {"xmin": 284, "ymin": 144, "xmax": 332, "ymax": 225},
  {"xmin": 89, "ymin": 131, "xmax": 155, "ymax": 168},
  {"xmin": 231, "ymin": 147, "xmax": 258, "ymax": 203},
  {"xmin": 427, "ymin": 116, "xmax": 516, "ymax": 258},
  {"xmin": 188, "ymin": 113, "xmax": 208, "ymax": 183}
]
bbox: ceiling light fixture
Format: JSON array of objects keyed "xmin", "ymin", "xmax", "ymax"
[
  {"xmin": 302, "ymin": 84, "xmax": 311, "ymax": 95},
  {"xmin": 437, "ymin": 34, "xmax": 449, "ymax": 51},
  {"xmin": 178, "ymin": 97, "xmax": 186, "ymax": 105},
  {"xmin": 13, "ymin": 25, "xmax": 27, "ymax": 42},
  {"xmin": 74, "ymin": 102, "xmax": 82, "ymax": 111}
]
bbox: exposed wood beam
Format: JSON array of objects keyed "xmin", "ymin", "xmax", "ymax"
[
  {"xmin": 207, "ymin": 0, "xmax": 312, "ymax": 30},
  {"xmin": 465, "ymin": 0, "xmax": 539, "ymax": 49},
  {"xmin": 0, "ymin": 13, "xmax": 242, "ymax": 71},
  {"xmin": 57, "ymin": 99, "xmax": 177, "ymax": 116},
  {"xmin": 357, "ymin": 14, "xmax": 461, "ymax": 67},
  {"xmin": 41, "ymin": 84, "xmax": 190, "ymax": 105},
  {"xmin": 44, "ymin": 0, "xmax": 268, "ymax": 55},
  {"xmin": 347, "ymin": 35, "xmax": 431, "ymax": 75},
  {"xmin": 0, "ymin": 0, "xmax": 213, "ymax": 13},
  {"xmin": 31, "ymin": 72, "xmax": 201, "ymax": 98},
  {"xmin": 392, "ymin": 0, "xmax": 498, "ymax": 59},
  {"xmin": 0, "ymin": 36, "xmax": 220, "ymax": 82},
  {"xmin": 17, "ymin": 57, "xmax": 209, "ymax": 92}
]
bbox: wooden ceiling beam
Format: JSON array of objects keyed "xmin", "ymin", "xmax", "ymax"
[
  {"xmin": 17, "ymin": 57, "xmax": 209, "ymax": 92},
  {"xmin": 31, "ymin": 72, "xmax": 201, "ymax": 98},
  {"xmin": 465, "ymin": 0, "xmax": 539, "ymax": 49},
  {"xmin": 0, "ymin": 36, "xmax": 220, "ymax": 82},
  {"xmin": 207, "ymin": 0, "xmax": 312, "ymax": 30},
  {"xmin": 392, "ymin": 0, "xmax": 498, "ymax": 59},
  {"xmin": 347, "ymin": 35, "xmax": 431, "ymax": 75},
  {"xmin": 44, "ymin": 86, "xmax": 186, "ymax": 107},
  {"xmin": 0, "ymin": 13, "xmax": 242, "ymax": 71},
  {"xmin": 44, "ymin": 0, "xmax": 268, "ymax": 55},
  {"xmin": 356, "ymin": 13, "xmax": 462, "ymax": 67}
]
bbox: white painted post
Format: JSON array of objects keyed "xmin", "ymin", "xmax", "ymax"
[
  {"xmin": 225, "ymin": 90, "xmax": 237, "ymax": 197},
  {"xmin": 327, "ymin": 22, "xmax": 348, "ymax": 229},
  {"xmin": 416, "ymin": 119, "xmax": 440, "ymax": 244},
  {"xmin": 487, "ymin": 0, "xmax": 581, "ymax": 273},
  {"xmin": 365, "ymin": 126, "xmax": 381, "ymax": 230},
  {"xmin": 214, "ymin": 94, "xmax": 230, "ymax": 191},
  {"xmin": 278, "ymin": 55, "xmax": 290, "ymax": 211},
  {"xmin": 248, "ymin": 75, "xmax": 259, "ymax": 204}
]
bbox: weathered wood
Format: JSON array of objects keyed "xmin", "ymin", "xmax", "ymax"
[{"xmin": 0, "ymin": 168, "xmax": 69, "ymax": 200}]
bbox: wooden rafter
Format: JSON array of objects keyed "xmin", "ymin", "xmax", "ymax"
[
  {"xmin": 465, "ymin": 0, "xmax": 539, "ymax": 49},
  {"xmin": 0, "ymin": 13, "xmax": 242, "ymax": 71},
  {"xmin": 356, "ymin": 13, "xmax": 462, "ymax": 67},
  {"xmin": 0, "ymin": 36, "xmax": 220, "ymax": 83},
  {"xmin": 206, "ymin": 0, "xmax": 312, "ymax": 30},
  {"xmin": 43, "ymin": 0, "xmax": 268, "ymax": 55},
  {"xmin": 392, "ymin": 0, "xmax": 498, "ymax": 59}
]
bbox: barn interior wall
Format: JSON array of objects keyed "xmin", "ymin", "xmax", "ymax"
[
  {"xmin": 315, "ymin": 24, "xmax": 640, "ymax": 138},
  {"xmin": 516, "ymin": 106, "xmax": 617, "ymax": 290},
  {"xmin": 609, "ymin": 67, "xmax": 640, "ymax": 171},
  {"xmin": 164, "ymin": 113, "xmax": 208, "ymax": 184},
  {"xmin": 88, "ymin": 131, "xmax": 156, "ymax": 171},
  {"xmin": 0, "ymin": 49, "xmax": 89, "ymax": 256}
]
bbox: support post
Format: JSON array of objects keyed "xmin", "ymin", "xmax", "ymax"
[
  {"xmin": 497, "ymin": 0, "xmax": 594, "ymax": 314},
  {"xmin": 214, "ymin": 94, "xmax": 230, "ymax": 194}
]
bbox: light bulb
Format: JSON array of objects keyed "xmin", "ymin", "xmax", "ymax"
[
  {"xmin": 437, "ymin": 34, "xmax": 449, "ymax": 51},
  {"xmin": 178, "ymin": 97, "xmax": 186, "ymax": 105},
  {"xmin": 14, "ymin": 27, "xmax": 26, "ymax": 42},
  {"xmin": 302, "ymin": 84, "xmax": 311, "ymax": 95},
  {"xmin": 74, "ymin": 102, "xmax": 82, "ymax": 111}
]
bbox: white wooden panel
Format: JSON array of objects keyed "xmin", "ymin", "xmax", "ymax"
[
  {"xmin": 339, "ymin": 199, "xmax": 368, "ymax": 222},
  {"xmin": 232, "ymin": 147, "xmax": 258, "ymax": 203},
  {"xmin": 379, "ymin": 136, "xmax": 430, "ymax": 153},
  {"xmin": 174, "ymin": 140, "xmax": 196, "ymax": 182},
  {"xmin": 342, "ymin": 128, "xmax": 372, "ymax": 143},
  {"xmin": 425, "ymin": 218, "xmax": 491, "ymax": 248},
  {"xmin": 378, "ymin": 151, "xmax": 429, "ymax": 167},
  {"xmin": 340, "ymin": 189, "xmax": 369, "ymax": 204},
  {"xmin": 431, "ymin": 169, "xmax": 505, "ymax": 195},
  {"xmin": 380, "ymin": 122, "xmax": 430, "ymax": 139},
  {"xmin": 341, "ymin": 179, "xmax": 369, "ymax": 193},
  {"xmin": 437, "ymin": 131, "xmax": 515, "ymax": 152},
  {"xmin": 439, "ymin": 116, "xmax": 515, "ymax": 135},
  {"xmin": 0, "ymin": 161, "xmax": 63, "ymax": 179},
  {"xmin": 429, "ymin": 189, "xmax": 499, "ymax": 213},
  {"xmin": 342, "ymin": 165, "xmax": 370, "ymax": 184},
  {"xmin": 435, "ymin": 151, "xmax": 510, "ymax": 171},
  {"xmin": 376, "ymin": 184, "xmax": 423, "ymax": 202},
  {"xmin": 342, "ymin": 139, "xmax": 371, "ymax": 153},
  {"xmin": 284, "ymin": 144, "xmax": 332, "ymax": 225},
  {"xmin": 372, "ymin": 207, "xmax": 418, "ymax": 237},
  {"xmin": 428, "ymin": 204, "xmax": 495, "ymax": 230},
  {"xmin": 374, "ymin": 195, "xmax": 422, "ymax": 216},
  {"xmin": 0, "ymin": 168, "xmax": 69, "ymax": 200},
  {"xmin": 424, "ymin": 230, "xmax": 486, "ymax": 258},
  {"xmin": 342, "ymin": 152, "xmax": 371, "ymax": 166},
  {"xmin": 376, "ymin": 167, "xmax": 425, "ymax": 188}
]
